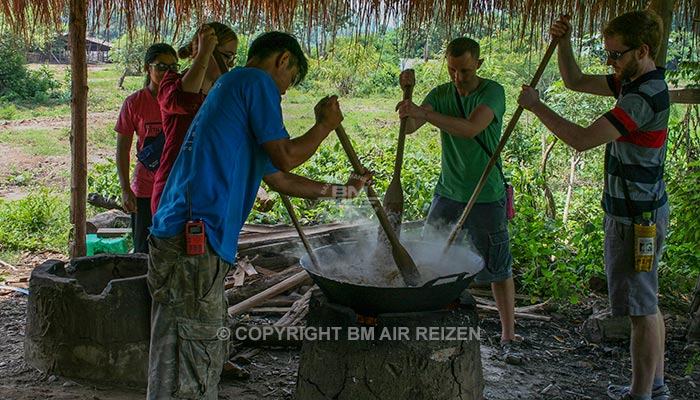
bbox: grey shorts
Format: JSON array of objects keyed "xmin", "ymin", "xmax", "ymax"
[
  {"xmin": 604, "ymin": 214, "xmax": 668, "ymax": 317},
  {"xmin": 423, "ymin": 193, "xmax": 512, "ymax": 284}
]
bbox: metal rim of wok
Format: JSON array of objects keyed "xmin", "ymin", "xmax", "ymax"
[{"xmin": 300, "ymin": 241, "xmax": 484, "ymax": 316}]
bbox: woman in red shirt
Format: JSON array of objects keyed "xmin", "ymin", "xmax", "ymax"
[
  {"xmin": 115, "ymin": 43, "xmax": 178, "ymax": 253},
  {"xmin": 151, "ymin": 22, "xmax": 238, "ymax": 214}
]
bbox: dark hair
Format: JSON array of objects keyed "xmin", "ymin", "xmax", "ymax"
[
  {"xmin": 247, "ymin": 31, "xmax": 308, "ymax": 86},
  {"xmin": 603, "ymin": 10, "xmax": 663, "ymax": 60},
  {"xmin": 178, "ymin": 22, "xmax": 237, "ymax": 59},
  {"xmin": 446, "ymin": 37, "xmax": 481, "ymax": 60},
  {"xmin": 143, "ymin": 43, "xmax": 177, "ymax": 86}
]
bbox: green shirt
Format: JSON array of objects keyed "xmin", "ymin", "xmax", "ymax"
[{"xmin": 423, "ymin": 79, "xmax": 506, "ymax": 203}]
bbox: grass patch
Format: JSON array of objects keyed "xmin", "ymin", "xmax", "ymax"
[
  {"xmin": 0, "ymin": 128, "xmax": 69, "ymax": 156},
  {"xmin": 0, "ymin": 189, "xmax": 71, "ymax": 255}
]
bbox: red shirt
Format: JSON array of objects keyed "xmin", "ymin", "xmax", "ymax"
[
  {"xmin": 114, "ymin": 88, "xmax": 162, "ymax": 198},
  {"xmin": 151, "ymin": 70, "xmax": 206, "ymax": 214}
]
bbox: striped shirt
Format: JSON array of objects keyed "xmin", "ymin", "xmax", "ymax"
[{"xmin": 602, "ymin": 68, "xmax": 670, "ymax": 223}]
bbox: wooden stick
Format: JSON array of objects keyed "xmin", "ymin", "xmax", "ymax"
[
  {"xmin": 335, "ymin": 125, "xmax": 421, "ymax": 286},
  {"xmin": 468, "ymin": 288, "xmax": 537, "ymax": 302},
  {"xmin": 443, "ymin": 37, "xmax": 560, "ymax": 252},
  {"xmin": 0, "ymin": 259, "xmax": 18, "ymax": 271},
  {"xmin": 476, "ymin": 304, "xmax": 551, "ymax": 321},
  {"xmin": 228, "ymin": 271, "xmax": 312, "ymax": 316},
  {"xmin": 279, "ymin": 193, "xmax": 321, "ymax": 269},
  {"xmin": 473, "ymin": 296, "xmax": 550, "ymax": 313},
  {"xmin": 383, "ymin": 72, "xmax": 414, "ymax": 229}
]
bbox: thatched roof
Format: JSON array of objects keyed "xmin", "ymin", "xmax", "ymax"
[{"xmin": 1, "ymin": 0, "xmax": 697, "ymax": 45}]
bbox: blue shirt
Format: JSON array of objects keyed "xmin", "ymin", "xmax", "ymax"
[{"xmin": 151, "ymin": 67, "xmax": 287, "ymax": 263}]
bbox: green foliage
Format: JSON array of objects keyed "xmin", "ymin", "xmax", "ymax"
[
  {"xmin": 0, "ymin": 189, "xmax": 70, "ymax": 253},
  {"xmin": 667, "ymin": 61, "xmax": 700, "ymax": 88},
  {"xmin": 303, "ymin": 35, "xmax": 401, "ymax": 97},
  {"xmin": 508, "ymin": 163, "xmax": 605, "ymax": 302},
  {"xmin": 88, "ymin": 160, "xmax": 122, "ymax": 201},
  {"xmin": 662, "ymin": 158, "xmax": 700, "ymax": 300},
  {"xmin": 0, "ymin": 34, "xmax": 64, "ymax": 104}
]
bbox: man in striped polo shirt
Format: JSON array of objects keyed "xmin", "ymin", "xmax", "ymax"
[{"xmin": 517, "ymin": 10, "xmax": 670, "ymax": 400}]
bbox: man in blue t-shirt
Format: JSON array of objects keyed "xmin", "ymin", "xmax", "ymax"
[
  {"xmin": 519, "ymin": 11, "xmax": 670, "ymax": 400},
  {"xmin": 147, "ymin": 31, "xmax": 371, "ymax": 400}
]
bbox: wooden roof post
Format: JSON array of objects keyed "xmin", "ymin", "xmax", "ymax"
[
  {"xmin": 69, "ymin": 0, "xmax": 88, "ymax": 258},
  {"xmin": 649, "ymin": 0, "xmax": 674, "ymax": 67}
]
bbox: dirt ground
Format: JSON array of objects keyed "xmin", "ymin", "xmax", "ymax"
[
  {"xmin": 1, "ymin": 105, "xmax": 699, "ymax": 399},
  {"xmin": 2, "ymin": 264, "xmax": 699, "ymax": 400}
]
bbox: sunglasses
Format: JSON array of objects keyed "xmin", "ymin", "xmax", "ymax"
[
  {"xmin": 605, "ymin": 47, "xmax": 635, "ymax": 61},
  {"xmin": 149, "ymin": 63, "xmax": 180, "ymax": 72}
]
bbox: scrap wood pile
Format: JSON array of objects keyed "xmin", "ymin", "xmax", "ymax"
[{"xmin": 223, "ymin": 221, "xmax": 368, "ymax": 339}]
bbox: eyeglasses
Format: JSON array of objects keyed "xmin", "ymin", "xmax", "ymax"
[
  {"xmin": 149, "ymin": 63, "xmax": 180, "ymax": 72},
  {"xmin": 605, "ymin": 47, "xmax": 635, "ymax": 61},
  {"xmin": 219, "ymin": 51, "xmax": 237, "ymax": 65}
]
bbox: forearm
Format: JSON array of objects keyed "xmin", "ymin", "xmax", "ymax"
[
  {"xmin": 264, "ymin": 173, "xmax": 348, "ymax": 200},
  {"xmin": 267, "ymin": 125, "xmax": 330, "ymax": 172},
  {"xmin": 115, "ymin": 138, "xmax": 132, "ymax": 190},
  {"xmin": 181, "ymin": 53, "xmax": 210, "ymax": 93},
  {"xmin": 422, "ymin": 108, "xmax": 483, "ymax": 139},
  {"xmin": 557, "ymin": 39, "xmax": 585, "ymax": 90},
  {"xmin": 528, "ymin": 102, "xmax": 594, "ymax": 152}
]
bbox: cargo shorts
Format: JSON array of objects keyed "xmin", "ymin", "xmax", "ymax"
[
  {"xmin": 146, "ymin": 233, "xmax": 232, "ymax": 400},
  {"xmin": 423, "ymin": 193, "xmax": 513, "ymax": 284},
  {"xmin": 604, "ymin": 213, "xmax": 669, "ymax": 317}
]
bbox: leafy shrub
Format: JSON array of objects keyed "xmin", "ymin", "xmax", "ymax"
[
  {"xmin": 88, "ymin": 160, "xmax": 123, "ymax": 201},
  {"xmin": 0, "ymin": 35, "xmax": 63, "ymax": 103},
  {"xmin": 0, "ymin": 189, "xmax": 70, "ymax": 253}
]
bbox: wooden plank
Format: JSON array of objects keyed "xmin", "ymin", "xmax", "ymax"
[
  {"xmin": 232, "ymin": 266, "xmax": 246, "ymax": 287},
  {"xmin": 241, "ymin": 223, "xmax": 291, "ymax": 234},
  {"xmin": 238, "ymin": 258, "xmax": 259, "ymax": 276},
  {"xmin": 249, "ymin": 307, "xmax": 291, "ymax": 314},
  {"xmin": 669, "ymin": 88, "xmax": 700, "ymax": 104},
  {"xmin": 237, "ymin": 221, "xmax": 364, "ymax": 249},
  {"xmin": 96, "ymin": 227, "xmax": 131, "ymax": 238},
  {"xmin": 228, "ymin": 271, "xmax": 312, "ymax": 316}
]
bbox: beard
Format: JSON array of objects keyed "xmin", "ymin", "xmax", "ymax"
[{"xmin": 616, "ymin": 58, "xmax": 640, "ymax": 81}]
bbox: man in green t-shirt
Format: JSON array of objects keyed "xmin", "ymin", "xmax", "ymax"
[{"xmin": 397, "ymin": 37, "xmax": 521, "ymax": 364}]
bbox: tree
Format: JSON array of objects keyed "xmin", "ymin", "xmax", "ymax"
[{"xmin": 110, "ymin": 28, "xmax": 152, "ymax": 90}]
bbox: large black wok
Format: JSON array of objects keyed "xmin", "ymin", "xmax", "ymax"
[{"xmin": 300, "ymin": 240, "xmax": 484, "ymax": 315}]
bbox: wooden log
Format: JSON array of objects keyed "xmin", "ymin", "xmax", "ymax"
[
  {"xmin": 228, "ymin": 271, "xmax": 312, "ymax": 316},
  {"xmin": 296, "ymin": 291, "xmax": 483, "ymax": 399},
  {"xmin": 69, "ymin": 1, "xmax": 88, "ymax": 259},
  {"xmin": 226, "ymin": 264, "xmax": 302, "ymax": 305}
]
